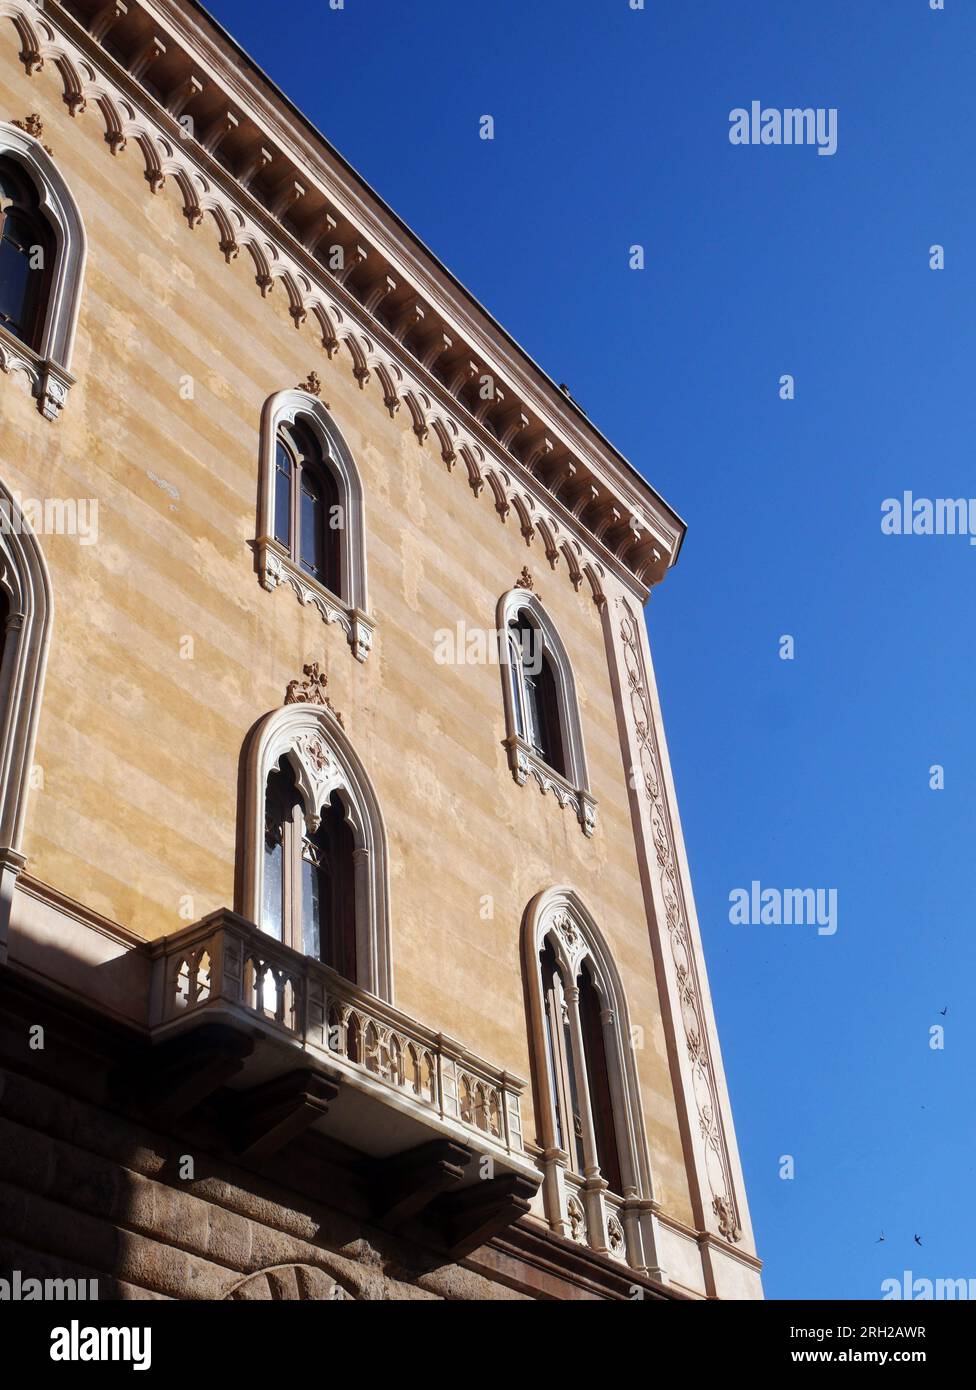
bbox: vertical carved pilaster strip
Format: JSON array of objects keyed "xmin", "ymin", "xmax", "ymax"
[{"xmin": 601, "ymin": 587, "xmax": 755, "ymax": 1284}]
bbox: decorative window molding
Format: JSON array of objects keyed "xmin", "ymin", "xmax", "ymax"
[
  {"xmin": 0, "ymin": 121, "xmax": 85, "ymax": 419},
  {"xmin": 0, "ymin": 478, "xmax": 53, "ymax": 961},
  {"xmin": 496, "ymin": 585, "xmax": 596, "ymax": 836},
  {"xmin": 241, "ymin": 667, "xmax": 392, "ymax": 1001},
  {"xmin": 523, "ymin": 887, "xmax": 664, "ymax": 1278},
  {"xmin": 254, "ymin": 389, "xmax": 374, "ymax": 662}
]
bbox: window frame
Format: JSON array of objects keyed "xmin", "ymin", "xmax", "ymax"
[
  {"xmin": 523, "ymin": 888, "xmax": 663, "ymax": 1274},
  {"xmin": 497, "ymin": 586, "xmax": 595, "ymax": 836},
  {"xmin": 243, "ymin": 699, "xmax": 392, "ymax": 1000},
  {"xmin": 256, "ymin": 390, "xmax": 374, "ymax": 661},
  {"xmin": 0, "ymin": 125, "xmax": 86, "ymax": 420}
]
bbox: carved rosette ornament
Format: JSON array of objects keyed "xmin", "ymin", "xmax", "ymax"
[
  {"xmin": 618, "ymin": 607, "xmax": 742, "ymax": 1246},
  {"xmin": 607, "ymin": 1214, "xmax": 626, "ymax": 1261}
]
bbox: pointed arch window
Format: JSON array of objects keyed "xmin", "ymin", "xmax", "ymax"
[
  {"xmin": 262, "ymin": 761, "xmax": 358, "ymax": 978},
  {"xmin": 523, "ymin": 889, "xmax": 662, "ymax": 1275},
  {"xmin": 498, "ymin": 587, "xmax": 595, "ymax": 836},
  {"xmin": 257, "ymin": 391, "xmax": 374, "ymax": 661},
  {"xmin": 272, "ymin": 419, "xmax": 342, "ymax": 596},
  {"xmin": 0, "ymin": 160, "xmax": 52, "ymax": 350},
  {"xmin": 0, "ymin": 125, "xmax": 86, "ymax": 420},
  {"xmin": 243, "ymin": 689, "xmax": 391, "ymax": 999}
]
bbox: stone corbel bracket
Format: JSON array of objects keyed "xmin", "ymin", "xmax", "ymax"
[
  {"xmin": 503, "ymin": 733, "xmax": 597, "ymax": 837},
  {"xmin": 0, "ymin": 322, "xmax": 76, "ymax": 420},
  {"xmin": 256, "ymin": 538, "xmax": 375, "ymax": 662}
]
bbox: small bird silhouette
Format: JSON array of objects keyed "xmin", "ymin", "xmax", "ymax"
[
  {"xmin": 876, "ymin": 1232, "xmax": 886, "ymax": 1243},
  {"xmin": 914, "ymin": 1234, "xmax": 923, "ymax": 1246},
  {"xmin": 940, "ymin": 1007, "xmax": 948, "ymax": 1016}
]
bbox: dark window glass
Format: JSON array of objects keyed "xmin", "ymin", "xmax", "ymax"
[
  {"xmin": 540, "ymin": 943, "xmax": 566, "ymax": 1152},
  {"xmin": 0, "ymin": 162, "xmax": 51, "ymax": 350},
  {"xmin": 262, "ymin": 766, "xmax": 297, "ymax": 941},
  {"xmin": 273, "ymin": 441, "xmax": 292, "ymax": 548},
  {"xmin": 579, "ymin": 962, "xmax": 623, "ymax": 1194},
  {"xmin": 300, "ymin": 468, "xmax": 325, "ymax": 580},
  {"xmin": 563, "ymin": 996, "xmax": 587, "ymax": 1174},
  {"xmin": 278, "ymin": 422, "xmax": 342, "ymax": 597},
  {"xmin": 512, "ymin": 619, "xmax": 565, "ymax": 775},
  {"xmin": 310, "ymin": 791, "xmax": 357, "ymax": 980}
]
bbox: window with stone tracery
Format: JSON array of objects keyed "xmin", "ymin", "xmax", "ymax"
[
  {"xmin": 262, "ymin": 762, "xmax": 356, "ymax": 978},
  {"xmin": 243, "ymin": 679, "xmax": 393, "ymax": 999},
  {"xmin": 524, "ymin": 889, "xmax": 660, "ymax": 1271}
]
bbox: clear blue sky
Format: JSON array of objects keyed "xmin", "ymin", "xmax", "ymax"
[{"xmin": 202, "ymin": 0, "xmax": 975, "ymax": 1298}]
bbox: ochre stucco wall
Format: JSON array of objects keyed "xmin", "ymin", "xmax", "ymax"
[{"xmin": 0, "ymin": 41, "xmax": 694, "ymax": 1228}]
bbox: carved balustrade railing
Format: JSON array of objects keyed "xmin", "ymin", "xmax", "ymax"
[{"xmin": 150, "ymin": 911, "xmax": 526, "ymax": 1159}]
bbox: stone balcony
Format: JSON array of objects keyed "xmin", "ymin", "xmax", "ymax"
[{"xmin": 145, "ymin": 910, "xmax": 540, "ymax": 1254}]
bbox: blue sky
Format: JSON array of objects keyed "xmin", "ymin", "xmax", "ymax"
[{"xmin": 203, "ymin": 0, "xmax": 974, "ymax": 1298}]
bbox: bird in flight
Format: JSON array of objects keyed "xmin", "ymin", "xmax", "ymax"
[
  {"xmin": 876, "ymin": 1232, "xmax": 885, "ymax": 1243},
  {"xmin": 914, "ymin": 1235, "xmax": 923, "ymax": 1246},
  {"xmin": 940, "ymin": 1007, "xmax": 948, "ymax": 1016}
]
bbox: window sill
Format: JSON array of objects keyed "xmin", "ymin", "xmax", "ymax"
[
  {"xmin": 253, "ymin": 536, "xmax": 375, "ymax": 662},
  {"xmin": 0, "ymin": 322, "xmax": 75, "ymax": 420},
  {"xmin": 503, "ymin": 734, "xmax": 597, "ymax": 837}
]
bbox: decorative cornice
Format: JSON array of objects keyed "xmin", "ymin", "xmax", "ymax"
[{"xmin": 0, "ymin": 0, "xmax": 684, "ymax": 603}]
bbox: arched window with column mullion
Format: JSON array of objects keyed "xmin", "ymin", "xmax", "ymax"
[
  {"xmin": 261, "ymin": 758, "xmax": 357, "ymax": 979},
  {"xmin": 243, "ymin": 696, "xmax": 392, "ymax": 1000},
  {"xmin": 523, "ymin": 889, "xmax": 661, "ymax": 1272}
]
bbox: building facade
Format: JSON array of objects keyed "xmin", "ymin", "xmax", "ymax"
[{"xmin": 0, "ymin": 0, "xmax": 762, "ymax": 1300}]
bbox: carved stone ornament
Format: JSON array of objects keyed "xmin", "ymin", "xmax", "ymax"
[
  {"xmin": 607, "ymin": 1214, "xmax": 626, "ymax": 1260},
  {"xmin": 284, "ymin": 662, "xmax": 343, "ymax": 726},
  {"xmin": 297, "ymin": 371, "xmax": 329, "ymax": 406},
  {"xmin": 11, "ymin": 113, "xmax": 51, "ymax": 153},
  {"xmin": 567, "ymin": 1195, "xmax": 586, "ymax": 1244},
  {"xmin": 619, "ymin": 607, "xmax": 742, "ymax": 1246},
  {"xmin": 516, "ymin": 566, "xmax": 534, "ymax": 592}
]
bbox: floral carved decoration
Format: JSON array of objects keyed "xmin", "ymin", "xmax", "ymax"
[
  {"xmin": 284, "ymin": 662, "xmax": 343, "ymax": 727},
  {"xmin": 618, "ymin": 604, "xmax": 741, "ymax": 1246}
]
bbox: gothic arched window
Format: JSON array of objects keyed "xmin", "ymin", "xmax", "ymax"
[
  {"xmin": 0, "ymin": 160, "xmax": 52, "ymax": 350},
  {"xmin": 262, "ymin": 762, "xmax": 357, "ymax": 978},
  {"xmin": 497, "ymin": 586, "xmax": 595, "ymax": 836},
  {"xmin": 0, "ymin": 124, "xmax": 86, "ymax": 420},
  {"xmin": 243, "ymin": 687, "xmax": 391, "ymax": 999},
  {"xmin": 272, "ymin": 419, "xmax": 342, "ymax": 597},
  {"xmin": 257, "ymin": 391, "xmax": 374, "ymax": 661},
  {"xmin": 523, "ymin": 888, "xmax": 663, "ymax": 1275}
]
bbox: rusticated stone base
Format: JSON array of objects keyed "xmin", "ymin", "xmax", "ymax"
[{"xmin": 0, "ymin": 972, "xmax": 674, "ymax": 1301}]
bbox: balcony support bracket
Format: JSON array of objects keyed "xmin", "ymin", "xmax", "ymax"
[{"xmin": 372, "ymin": 1139, "xmax": 472, "ymax": 1230}]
